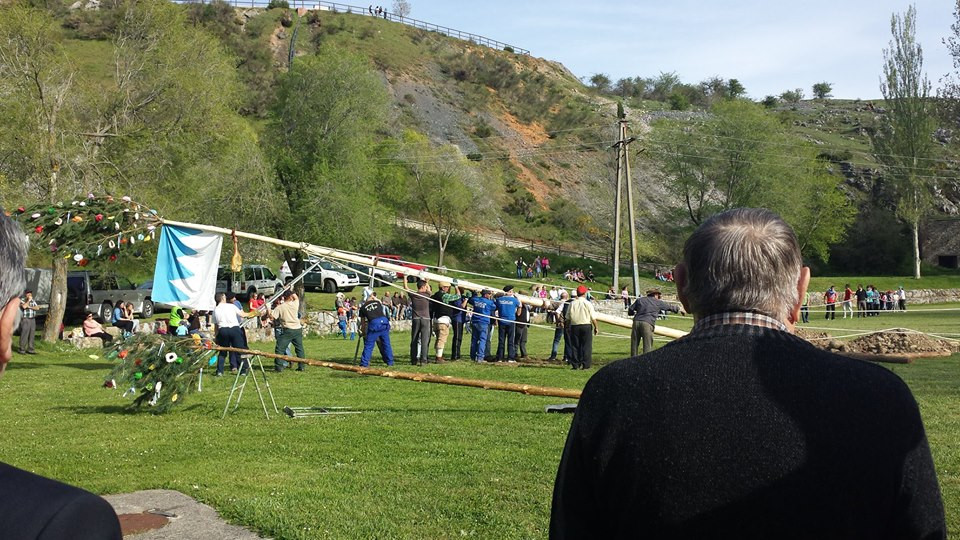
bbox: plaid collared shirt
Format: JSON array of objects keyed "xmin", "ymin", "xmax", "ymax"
[
  {"xmin": 21, "ymin": 298, "xmax": 37, "ymax": 319},
  {"xmin": 692, "ymin": 311, "xmax": 787, "ymax": 333}
]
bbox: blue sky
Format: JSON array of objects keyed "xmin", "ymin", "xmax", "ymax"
[{"xmin": 403, "ymin": 1, "xmax": 955, "ymax": 100}]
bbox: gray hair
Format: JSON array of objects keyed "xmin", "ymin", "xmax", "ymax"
[
  {"xmin": 681, "ymin": 208, "xmax": 802, "ymax": 321},
  {"xmin": 0, "ymin": 211, "xmax": 27, "ymax": 304}
]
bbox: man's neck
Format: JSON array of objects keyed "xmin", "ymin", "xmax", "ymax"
[{"xmin": 692, "ymin": 311, "xmax": 788, "ymax": 333}]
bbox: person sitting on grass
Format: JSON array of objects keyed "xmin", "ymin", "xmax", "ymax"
[
  {"xmin": 551, "ymin": 208, "xmax": 945, "ymax": 538},
  {"xmin": 0, "ymin": 210, "xmax": 122, "ymax": 537}
]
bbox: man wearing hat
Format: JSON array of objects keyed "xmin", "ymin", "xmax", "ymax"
[
  {"xmin": 628, "ymin": 288, "xmax": 684, "ymax": 356},
  {"xmin": 567, "ymin": 285, "xmax": 598, "ymax": 369},
  {"xmin": 468, "ymin": 289, "xmax": 497, "ymax": 362},
  {"xmin": 270, "ymin": 289, "xmax": 306, "ymax": 372},
  {"xmin": 358, "ymin": 291, "xmax": 394, "ymax": 368},
  {"xmin": 430, "ymin": 280, "xmax": 461, "ymax": 363},
  {"xmin": 495, "ymin": 285, "xmax": 522, "ymax": 362}
]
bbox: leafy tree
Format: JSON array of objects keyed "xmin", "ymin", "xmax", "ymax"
[
  {"xmin": 588, "ymin": 73, "xmax": 612, "ymax": 93},
  {"xmin": 871, "ymin": 5, "xmax": 936, "ymax": 279},
  {"xmin": 267, "ymin": 50, "xmax": 389, "ymax": 302},
  {"xmin": 780, "ymin": 88, "xmax": 804, "ymax": 103},
  {"xmin": 668, "ymin": 92, "xmax": 690, "ymax": 111},
  {"xmin": 761, "ymin": 95, "xmax": 778, "ymax": 108},
  {"xmin": 651, "ymin": 71, "xmax": 681, "ymax": 101},
  {"xmin": 812, "ymin": 81, "xmax": 833, "ymax": 99},
  {"xmin": 938, "ymin": 0, "xmax": 960, "ymax": 127},
  {"xmin": 0, "ymin": 1, "xmax": 247, "ymax": 340},
  {"xmin": 395, "ymin": 131, "xmax": 478, "ymax": 267},
  {"xmin": 726, "ymin": 78, "xmax": 745, "ymax": 98},
  {"xmin": 648, "ymin": 100, "xmax": 854, "ymax": 259},
  {"xmin": 392, "ymin": 0, "xmax": 411, "ymax": 18}
]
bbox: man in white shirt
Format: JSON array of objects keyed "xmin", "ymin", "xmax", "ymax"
[{"xmin": 213, "ymin": 292, "xmax": 250, "ymax": 375}]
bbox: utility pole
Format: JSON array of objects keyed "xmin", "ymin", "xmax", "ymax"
[
  {"xmin": 621, "ymin": 121, "xmax": 641, "ymax": 298},
  {"xmin": 611, "ymin": 121, "xmax": 624, "ymax": 291}
]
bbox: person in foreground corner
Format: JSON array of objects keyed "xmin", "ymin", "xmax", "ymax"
[
  {"xmin": 550, "ymin": 208, "xmax": 945, "ymax": 539},
  {"xmin": 0, "ymin": 210, "xmax": 122, "ymax": 539}
]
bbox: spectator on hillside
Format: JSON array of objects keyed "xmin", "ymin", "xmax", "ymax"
[
  {"xmin": 515, "ymin": 257, "xmax": 525, "ymax": 279},
  {"xmin": 534, "ymin": 256, "xmax": 543, "ymax": 278},
  {"xmin": 551, "ymin": 208, "xmax": 945, "ymax": 538},
  {"xmin": 542, "ymin": 257, "xmax": 551, "ymax": 278}
]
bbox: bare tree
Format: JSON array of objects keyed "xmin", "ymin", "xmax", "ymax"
[{"xmin": 392, "ymin": 0, "xmax": 411, "ymax": 19}]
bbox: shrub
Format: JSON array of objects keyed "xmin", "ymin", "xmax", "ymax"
[
  {"xmin": 267, "ymin": 0, "xmax": 289, "ymax": 9},
  {"xmin": 668, "ymin": 92, "xmax": 690, "ymax": 111},
  {"xmin": 473, "ymin": 118, "xmax": 493, "ymax": 138},
  {"xmin": 761, "ymin": 95, "xmax": 778, "ymax": 109},
  {"xmin": 504, "ymin": 46, "xmax": 514, "ymax": 53},
  {"xmin": 466, "ymin": 153, "xmax": 483, "ymax": 162}
]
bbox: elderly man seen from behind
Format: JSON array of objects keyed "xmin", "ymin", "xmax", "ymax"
[
  {"xmin": 0, "ymin": 210, "xmax": 122, "ymax": 537},
  {"xmin": 550, "ymin": 208, "xmax": 945, "ymax": 539}
]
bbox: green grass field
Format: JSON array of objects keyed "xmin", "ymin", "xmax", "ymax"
[{"xmin": 2, "ymin": 304, "xmax": 959, "ymax": 538}]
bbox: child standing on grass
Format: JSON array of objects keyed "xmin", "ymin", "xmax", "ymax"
[
  {"xmin": 347, "ymin": 313, "xmax": 358, "ymax": 340},
  {"xmin": 337, "ymin": 307, "xmax": 348, "ymax": 339}
]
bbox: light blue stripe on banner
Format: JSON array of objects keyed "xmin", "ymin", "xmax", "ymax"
[{"xmin": 152, "ymin": 225, "xmax": 203, "ymax": 304}]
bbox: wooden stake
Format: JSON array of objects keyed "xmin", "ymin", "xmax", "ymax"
[{"xmin": 212, "ymin": 346, "xmax": 582, "ymax": 399}]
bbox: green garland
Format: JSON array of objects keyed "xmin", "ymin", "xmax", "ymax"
[
  {"xmin": 104, "ymin": 333, "xmax": 214, "ymax": 413},
  {"xmin": 11, "ymin": 194, "xmax": 161, "ymax": 265}
]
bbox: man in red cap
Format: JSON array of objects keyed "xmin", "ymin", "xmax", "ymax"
[{"xmin": 566, "ymin": 285, "xmax": 598, "ymax": 369}]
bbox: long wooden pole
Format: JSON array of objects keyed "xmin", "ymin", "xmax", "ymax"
[
  {"xmin": 214, "ymin": 346, "xmax": 583, "ymax": 399},
  {"xmin": 161, "ymin": 219, "xmax": 688, "ymax": 339}
]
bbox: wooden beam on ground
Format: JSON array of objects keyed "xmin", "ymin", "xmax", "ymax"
[{"xmin": 212, "ymin": 346, "xmax": 583, "ymax": 400}]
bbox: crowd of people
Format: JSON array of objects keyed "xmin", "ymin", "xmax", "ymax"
[
  {"xmin": 801, "ymin": 284, "xmax": 908, "ymax": 322},
  {"xmin": 515, "ymin": 255, "xmax": 551, "ymax": 279}
]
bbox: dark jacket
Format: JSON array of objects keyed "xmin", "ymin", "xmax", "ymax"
[
  {"xmin": 627, "ymin": 296, "xmax": 679, "ymax": 326},
  {"xmin": 551, "ymin": 324, "xmax": 945, "ymax": 539},
  {"xmin": 0, "ymin": 462, "xmax": 122, "ymax": 539}
]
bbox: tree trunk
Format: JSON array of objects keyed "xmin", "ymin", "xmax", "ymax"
[
  {"xmin": 912, "ymin": 220, "xmax": 921, "ymax": 280},
  {"xmin": 283, "ymin": 250, "xmax": 307, "ymax": 312},
  {"xmin": 43, "ymin": 257, "xmax": 67, "ymax": 343},
  {"xmin": 436, "ymin": 228, "xmax": 445, "ymax": 268}
]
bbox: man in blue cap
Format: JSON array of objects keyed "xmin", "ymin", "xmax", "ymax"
[
  {"xmin": 495, "ymin": 285, "xmax": 522, "ymax": 362},
  {"xmin": 468, "ymin": 289, "xmax": 496, "ymax": 362}
]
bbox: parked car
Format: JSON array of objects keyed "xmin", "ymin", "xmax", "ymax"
[
  {"xmin": 376, "ymin": 254, "xmax": 427, "ymax": 282},
  {"xmin": 66, "ymin": 271, "xmax": 155, "ymax": 321},
  {"xmin": 136, "ymin": 280, "xmax": 175, "ymax": 312},
  {"xmin": 346, "ymin": 262, "xmax": 397, "ymax": 287},
  {"xmin": 216, "ymin": 265, "xmax": 282, "ymax": 301},
  {"xmin": 279, "ymin": 258, "xmax": 359, "ymax": 293}
]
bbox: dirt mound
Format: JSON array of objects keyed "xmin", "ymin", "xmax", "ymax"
[
  {"xmin": 811, "ymin": 328, "xmax": 958, "ymax": 356},
  {"xmin": 795, "ymin": 328, "xmax": 830, "ymax": 343}
]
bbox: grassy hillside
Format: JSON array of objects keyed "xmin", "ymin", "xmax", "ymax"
[{"xmin": 50, "ymin": 2, "xmax": 960, "ymax": 274}]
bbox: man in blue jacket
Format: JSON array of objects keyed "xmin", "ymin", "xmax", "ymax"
[
  {"xmin": 468, "ymin": 289, "xmax": 496, "ymax": 363},
  {"xmin": 495, "ymin": 285, "xmax": 522, "ymax": 362}
]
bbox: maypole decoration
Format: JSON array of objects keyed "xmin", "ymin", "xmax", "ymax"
[
  {"xmin": 104, "ymin": 334, "xmax": 213, "ymax": 413},
  {"xmin": 10, "ymin": 194, "xmax": 161, "ymax": 265}
]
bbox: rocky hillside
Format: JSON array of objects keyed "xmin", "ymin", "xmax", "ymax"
[{"xmin": 55, "ymin": 3, "xmax": 960, "ymax": 271}]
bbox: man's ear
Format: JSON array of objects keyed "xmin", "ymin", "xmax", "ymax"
[
  {"xmin": 0, "ymin": 296, "xmax": 21, "ymax": 372},
  {"xmin": 674, "ymin": 263, "xmax": 691, "ymax": 314},
  {"xmin": 787, "ymin": 267, "xmax": 811, "ymax": 328}
]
